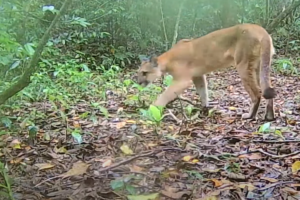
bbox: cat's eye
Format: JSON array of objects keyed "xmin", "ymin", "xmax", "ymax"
[{"xmin": 142, "ymin": 72, "xmax": 147, "ymax": 76}]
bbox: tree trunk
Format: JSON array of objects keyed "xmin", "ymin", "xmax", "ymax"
[
  {"xmin": 266, "ymin": 0, "xmax": 300, "ymax": 33},
  {"xmin": 219, "ymin": 0, "xmax": 238, "ymax": 28},
  {"xmin": 0, "ymin": 0, "xmax": 71, "ymax": 105}
]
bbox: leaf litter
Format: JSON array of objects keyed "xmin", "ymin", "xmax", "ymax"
[{"xmin": 1, "ymin": 67, "xmax": 300, "ymax": 200}]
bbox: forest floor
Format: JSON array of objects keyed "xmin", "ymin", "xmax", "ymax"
[{"xmin": 1, "ymin": 65, "xmax": 300, "ymax": 200}]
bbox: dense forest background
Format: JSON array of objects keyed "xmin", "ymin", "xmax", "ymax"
[{"xmin": 1, "ymin": 0, "xmax": 300, "ymax": 200}]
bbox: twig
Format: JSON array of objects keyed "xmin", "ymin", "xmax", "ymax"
[
  {"xmin": 34, "ymin": 176, "xmax": 60, "ymax": 187},
  {"xmin": 171, "ymin": 0, "xmax": 185, "ymax": 46},
  {"xmin": 98, "ymin": 148, "xmax": 183, "ymax": 173},
  {"xmin": 190, "ymin": 111, "xmax": 200, "ymax": 120},
  {"xmin": 159, "ymin": 0, "xmax": 168, "ymax": 51},
  {"xmin": 257, "ymin": 181, "xmax": 295, "ymax": 191},
  {"xmin": 242, "ymin": 149, "xmax": 300, "ymax": 158},
  {"xmin": 252, "ymin": 140, "xmax": 300, "ymax": 144},
  {"xmin": 177, "ymin": 97, "xmax": 197, "ymax": 106},
  {"xmin": 177, "ymin": 95, "xmax": 189, "ymax": 121},
  {"xmin": 165, "ymin": 109, "xmax": 182, "ymax": 124}
]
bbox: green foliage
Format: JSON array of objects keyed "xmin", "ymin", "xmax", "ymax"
[
  {"xmin": 140, "ymin": 105, "xmax": 164, "ymax": 125},
  {"xmin": 111, "ymin": 175, "xmax": 159, "ymax": 199},
  {"xmin": 0, "ymin": 117, "xmax": 12, "ymax": 129},
  {"xmin": 184, "ymin": 170, "xmax": 203, "ymax": 180},
  {"xmin": 110, "ymin": 174, "xmax": 141, "ymax": 195},
  {"xmin": 0, "ymin": 162, "xmax": 14, "ymax": 200},
  {"xmin": 274, "ymin": 58, "xmax": 298, "ymax": 75},
  {"xmin": 224, "ymin": 161, "xmax": 241, "ymax": 173},
  {"xmin": 257, "ymin": 122, "xmax": 285, "ymax": 139},
  {"xmin": 258, "ymin": 122, "xmax": 271, "ymax": 133},
  {"xmin": 71, "ymin": 129, "xmax": 83, "ymax": 144},
  {"xmin": 163, "ymin": 74, "xmax": 173, "ymax": 87}
]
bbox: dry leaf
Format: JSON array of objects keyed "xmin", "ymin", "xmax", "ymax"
[
  {"xmin": 24, "ymin": 146, "xmax": 31, "ymax": 151},
  {"xmin": 292, "ymin": 161, "xmax": 300, "ymax": 174},
  {"xmin": 197, "ymin": 186, "xmax": 235, "ymax": 200},
  {"xmin": 10, "ymin": 157, "xmax": 23, "ymax": 164},
  {"xmin": 102, "ymin": 159, "xmax": 112, "ymax": 167},
  {"xmin": 221, "ymin": 172, "xmax": 247, "ymax": 181},
  {"xmin": 126, "ymin": 120, "xmax": 136, "ymax": 124},
  {"xmin": 260, "ymin": 177, "xmax": 278, "ymax": 183},
  {"xmin": 147, "ymin": 142, "xmax": 158, "ymax": 147},
  {"xmin": 192, "ymin": 159, "xmax": 199, "ymax": 163},
  {"xmin": 55, "ymin": 146, "xmax": 67, "ymax": 154},
  {"xmin": 61, "ymin": 161, "xmax": 90, "ymax": 178},
  {"xmin": 116, "ymin": 121, "xmax": 126, "ymax": 129},
  {"xmin": 35, "ymin": 163, "xmax": 55, "ymax": 170},
  {"xmin": 117, "ymin": 107, "xmax": 123, "ymax": 114},
  {"xmin": 211, "ymin": 179, "xmax": 223, "ymax": 187},
  {"xmin": 228, "ymin": 106, "xmax": 237, "ymax": 110},
  {"xmin": 238, "ymin": 183, "xmax": 257, "ymax": 191},
  {"xmin": 73, "ymin": 121, "xmax": 81, "ymax": 128},
  {"xmin": 10, "ymin": 139, "xmax": 21, "ymax": 149},
  {"xmin": 161, "ymin": 186, "xmax": 191, "ymax": 199},
  {"xmin": 130, "ymin": 165, "xmax": 144, "ymax": 172},
  {"xmin": 182, "ymin": 155, "xmax": 192, "ymax": 162},
  {"xmin": 120, "ymin": 144, "xmax": 133, "ymax": 155},
  {"xmin": 238, "ymin": 153, "xmax": 262, "ymax": 160},
  {"xmin": 281, "ymin": 187, "xmax": 300, "ymax": 195}
]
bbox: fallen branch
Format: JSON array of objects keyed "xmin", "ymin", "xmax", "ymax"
[
  {"xmin": 97, "ymin": 148, "xmax": 184, "ymax": 173},
  {"xmin": 252, "ymin": 140, "xmax": 300, "ymax": 144},
  {"xmin": 164, "ymin": 109, "xmax": 182, "ymax": 124},
  {"xmin": 179, "ymin": 97, "xmax": 197, "ymax": 106},
  {"xmin": 257, "ymin": 181, "xmax": 295, "ymax": 191},
  {"xmin": 241, "ymin": 149, "xmax": 300, "ymax": 159},
  {"xmin": 177, "ymin": 95, "xmax": 189, "ymax": 121}
]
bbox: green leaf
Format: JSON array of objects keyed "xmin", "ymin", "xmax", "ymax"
[
  {"xmin": 186, "ymin": 105, "xmax": 194, "ymax": 115},
  {"xmin": 163, "ymin": 74, "xmax": 173, "ymax": 86},
  {"xmin": 1, "ymin": 117, "xmax": 12, "ymax": 128},
  {"xmin": 274, "ymin": 130, "xmax": 284, "ymax": 139},
  {"xmin": 127, "ymin": 193, "xmax": 159, "ymax": 200},
  {"xmin": 140, "ymin": 109, "xmax": 149, "ymax": 118},
  {"xmin": 132, "ymin": 83, "xmax": 144, "ymax": 91},
  {"xmin": 71, "ymin": 131, "xmax": 82, "ymax": 144},
  {"xmin": 123, "ymin": 79, "xmax": 132, "ymax": 86},
  {"xmin": 28, "ymin": 126, "xmax": 38, "ymax": 138},
  {"xmin": 9, "ymin": 60, "xmax": 21, "ymax": 70},
  {"xmin": 110, "ymin": 179, "xmax": 124, "ymax": 190},
  {"xmin": 208, "ymin": 108, "xmax": 216, "ymax": 117},
  {"xmin": 149, "ymin": 105, "xmax": 161, "ymax": 122},
  {"xmin": 44, "ymin": 132, "xmax": 51, "ymax": 141},
  {"xmin": 126, "ymin": 185, "xmax": 137, "ymax": 195},
  {"xmin": 99, "ymin": 106, "xmax": 109, "ymax": 118},
  {"xmin": 129, "ymin": 95, "xmax": 139, "ymax": 101},
  {"xmin": 24, "ymin": 43, "xmax": 35, "ymax": 56},
  {"xmin": 259, "ymin": 122, "xmax": 271, "ymax": 133}
]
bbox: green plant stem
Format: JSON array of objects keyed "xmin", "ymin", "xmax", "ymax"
[
  {"xmin": 0, "ymin": 0, "xmax": 72, "ymax": 105},
  {"xmin": 0, "ymin": 168, "xmax": 13, "ymax": 200}
]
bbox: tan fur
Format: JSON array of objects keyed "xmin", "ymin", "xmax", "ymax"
[{"xmin": 137, "ymin": 24, "xmax": 276, "ymax": 121}]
